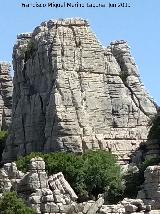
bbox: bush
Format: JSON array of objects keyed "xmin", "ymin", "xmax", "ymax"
[
  {"xmin": 0, "ymin": 192, "xmax": 36, "ymax": 214},
  {"xmin": 21, "ymin": 40, "xmax": 37, "ymax": 62},
  {"xmin": 0, "ymin": 131, "xmax": 8, "ymax": 162},
  {"xmin": 124, "ymin": 157, "xmax": 160, "ymax": 198},
  {"xmin": 16, "ymin": 150, "xmax": 124, "ymax": 203},
  {"xmin": 123, "ymin": 169, "xmax": 143, "ymax": 198}
]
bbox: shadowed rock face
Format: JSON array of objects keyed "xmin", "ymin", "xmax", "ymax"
[
  {"xmin": 2, "ymin": 18, "xmax": 157, "ymax": 163},
  {"xmin": 0, "ymin": 63, "xmax": 13, "ymax": 130}
]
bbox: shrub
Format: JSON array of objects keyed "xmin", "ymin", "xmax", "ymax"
[
  {"xmin": 124, "ymin": 157, "xmax": 160, "ymax": 198},
  {"xmin": 123, "ymin": 169, "xmax": 143, "ymax": 198},
  {"xmin": 0, "ymin": 131, "xmax": 8, "ymax": 162},
  {"xmin": 0, "ymin": 192, "xmax": 36, "ymax": 214},
  {"xmin": 16, "ymin": 150, "xmax": 124, "ymax": 203},
  {"xmin": 20, "ymin": 40, "xmax": 37, "ymax": 62}
]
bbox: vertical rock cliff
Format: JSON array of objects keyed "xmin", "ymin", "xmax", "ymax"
[
  {"xmin": 2, "ymin": 18, "xmax": 157, "ymax": 163},
  {"xmin": 0, "ymin": 63, "xmax": 13, "ymax": 130}
]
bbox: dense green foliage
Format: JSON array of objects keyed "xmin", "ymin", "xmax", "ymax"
[
  {"xmin": 124, "ymin": 157, "xmax": 160, "ymax": 198},
  {"xmin": 0, "ymin": 192, "xmax": 36, "ymax": 214},
  {"xmin": 16, "ymin": 150, "xmax": 124, "ymax": 203},
  {"xmin": 0, "ymin": 131, "xmax": 8, "ymax": 162}
]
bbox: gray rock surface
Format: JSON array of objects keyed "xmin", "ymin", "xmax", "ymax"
[
  {"xmin": 2, "ymin": 18, "xmax": 157, "ymax": 163},
  {"xmin": 0, "ymin": 62, "xmax": 13, "ymax": 130},
  {"xmin": 66, "ymin": 197, "xmax": 152, "ymax": 214},
  {"xmin": 138, "ymin": 165, "xmax": 160, "ymax": 209},
  {"xmin": 0, "ymin": 157, "xmax": 78, "ymax": 214}
]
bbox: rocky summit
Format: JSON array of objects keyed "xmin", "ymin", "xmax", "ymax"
[
  {"xmin": 0, "ymin": 62, "xmax": 13, "ymax": 130},
  {"xmin": 2, "ymin": 18, "xmax": 157, "ymax": 163}
]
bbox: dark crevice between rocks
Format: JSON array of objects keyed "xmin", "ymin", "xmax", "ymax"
[
  {"xmin": 123, "ymin": 79, "xmax": 150, "ymax": 118},
  {"xmin": 39, "ymin": 95, "xmax": 47, "ymax": 151},
  {"xmin": 116, "ymin": 60, "xmax": 151, "ymax": 118},
  {"xmin": 69, "ymin": 25, "xmax": 82, "ymax": 48},
  {"xmin": 112, "ymin": 50, "xmax": 157, "ymax": 118},
  {"xmin": 22, "ymin": 115, "xmax": 27, "ymax": 155}
]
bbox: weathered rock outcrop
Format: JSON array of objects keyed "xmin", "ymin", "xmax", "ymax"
[
  {"xmin": 0, "ymin": 157, "xmax": 78, "ymax": 213},
  {"xmin": 144, "ymin": 109, "xmax": 160, "ymax": 160},
  {"xmin": 0, "ymin": 62, "xmax": 13, "ymax": 130},
  {"xmin": 0, "ymin": 157, "xmax": 160, "ymax": 214},
  {"xmin": 131, "ymin": 109, "xmax": 160, "ymax": 164},
  {"xmin": 2, "ymin": 18, "xmax": 157, "ymax": 163},
  {"xmin": 138, "ymin": 165, "xmax": 160, "ymax": 209}
]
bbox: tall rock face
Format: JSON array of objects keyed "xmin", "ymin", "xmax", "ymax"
[
  {"xmin": 0, "ymin": 63, "xmax": 13, "ymax": 130},
  {"xmin": 2, "ymin": 18, "xmax": 157, "ymax": 163}
]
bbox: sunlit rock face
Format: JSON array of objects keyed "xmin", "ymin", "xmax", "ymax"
[
  {"xmin": 2, "ymin": 18, "xmax": 157, "ymax": 163},
  {"xmin": 0, "ymin": 62, "xmax": 13, "ymax": 130}
]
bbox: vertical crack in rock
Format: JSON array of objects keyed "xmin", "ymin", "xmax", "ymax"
[
  {"xmin": 22, "ymin": 114, "xmax": 27, "ymax": 155},
  {"xmin": 39, "ymin": 94, "xmax": 46, "ymax": 150},
  {"xmin": 110, "ymin": 40, "xmax": 156, "ymax": 119},
  {"xmin": 2, "ymin": 19, "xmax": 157, "ymax": 164}
]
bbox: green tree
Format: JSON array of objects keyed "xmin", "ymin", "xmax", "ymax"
[
  {"xmin": 0, "ymin": 192, "xmax": 36, "ymax": 214},
  {"xmin": 16, "ymin": 150, "xmax": 124, "ymax": 203},
  {"xmin": 0, "ymin": 131, "xmax": 8, "ymax": 162}
]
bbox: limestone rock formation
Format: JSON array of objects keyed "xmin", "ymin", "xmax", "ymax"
[
  {"xmin": 0, "ymin": 62, "xmax": 13, "ymax": 130},
  {"xmin": 0, "ymin": 157, "xmax": 160, "ymax": 214},
  {"xmin": 72, "ymin": 198, "xmax": 152, "ymax": 214},
  {"xmin": 138, "ymin": 165, "xmax": 160, "ymax": 209},
  {"xmin": 2, "ymin": 18, "xmax": 157, "ymax": 163},
  {"xmin": 0, "ymin": 157, "xmax": 78, "ymax": 214}
]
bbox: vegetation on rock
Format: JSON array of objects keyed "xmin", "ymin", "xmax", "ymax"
[
  {"xmin": 0, "ymin": 192, "xmax": 36, "ymax": 214},
  {"xmin": 0, "ymin": 131, "xmax": 8, "ymax": 162},
  {"xmin": 16, "ymin": 150, "xmax": 124, "ymax": 203},
  {"xmin": 21, "ymin": 40, "xmax": 37, "ymax": 62},
  {"xmin": 124, "ymin": 157, "xmax": 160, "ymax": 198}
]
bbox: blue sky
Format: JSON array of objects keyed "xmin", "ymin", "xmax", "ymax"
[{"xmin": 0, "ymin": 0, "xmax": 159, "ymax": 104}]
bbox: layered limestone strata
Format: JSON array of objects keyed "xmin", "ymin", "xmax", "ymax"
[
  {"xmin": 2, "ymin": 18, "xmax": 157, "ymax": 162},
  {"xmin": 0, "ymin": 62, "xmax": 13, "ymax": 130}
]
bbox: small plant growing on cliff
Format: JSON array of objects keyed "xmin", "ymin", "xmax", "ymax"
[
  {"xmin": 16, "ymin": 150, "xmax": 124, "ymax": 203},
  {"xmin": 21, "ymin": 40, "xmax": 37, "ymax": 62},
  {"xmin": 0, "ymin": 192, "xmax": 36, "ymax": 214}
]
